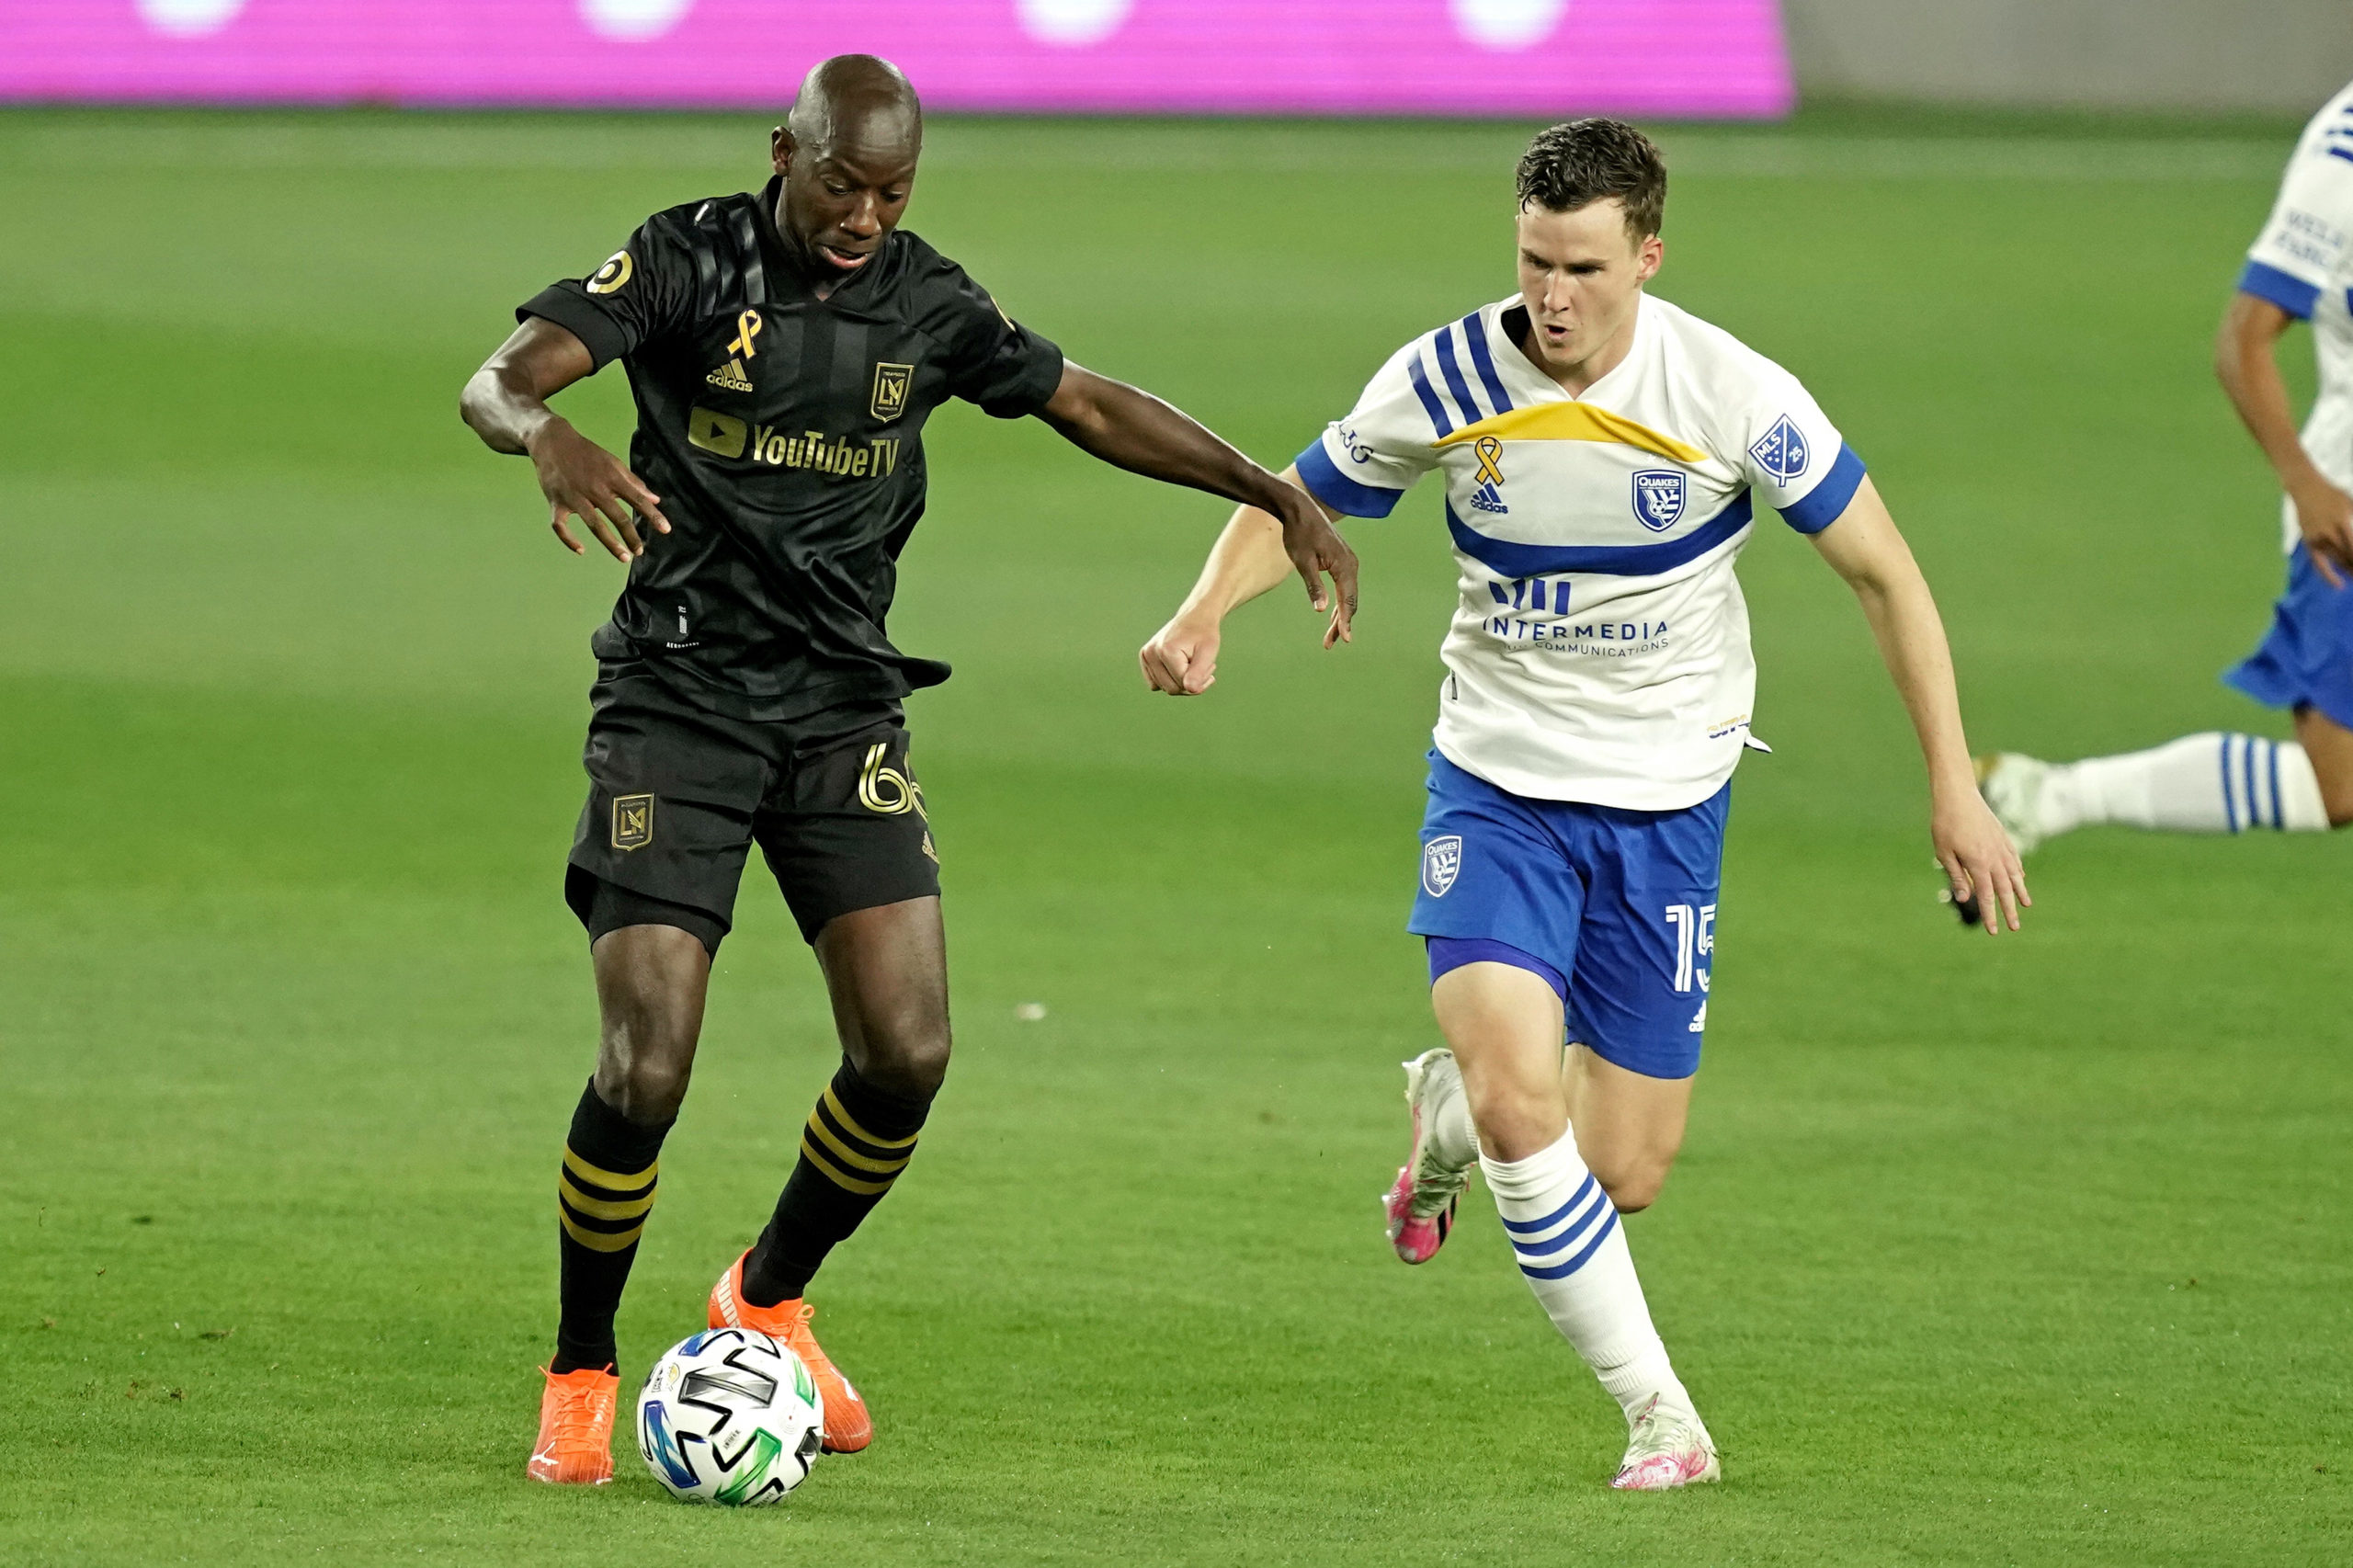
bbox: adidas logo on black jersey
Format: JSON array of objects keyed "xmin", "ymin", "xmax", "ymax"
[{"xmin": 706, "ymin": 358, "xmax": 754, "ymax": 392}]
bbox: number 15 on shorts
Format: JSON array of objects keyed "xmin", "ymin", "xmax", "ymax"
[{"xmin": 1664, "ymin": 903, "xmax": 1715, "ymax": 994}]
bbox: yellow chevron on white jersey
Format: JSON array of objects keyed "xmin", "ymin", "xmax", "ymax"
[
  {"xmin": 1436, "ymin": 399, "xmax": 1709, "ymax": 466},
  {"xmin": 1295, "ymin": 293, "xmax": 1865, "ymax": 810}
]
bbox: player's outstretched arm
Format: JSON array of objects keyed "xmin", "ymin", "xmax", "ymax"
[
  {"xmin": 2216, "ymin": 290, "xmax": 2353, "ymax": 586},
  {"xmin": 459, "ymin": 317, "xmax": 670, "ymax": 562},
  {"xmin": 1138, "ymin": 467, "xmax": 1349, "ymax": 696},
  {"xmin": 1809, "ymin": 477, "xmax": 2029, "ymax": 934},
  {"xmin": 1039, "ymin": 363, "xmax": 1358, "ymax": 635}
]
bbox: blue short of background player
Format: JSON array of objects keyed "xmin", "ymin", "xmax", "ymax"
[
  {"xmin": 2226, "ymin": 541, "xmax": 2353, "ymax": 730},
  {"xmin": 1410, "ymin": 749, "xmax": 1728, "ymax": 1081}
]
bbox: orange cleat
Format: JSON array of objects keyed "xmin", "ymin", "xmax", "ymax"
[
  {"xmin": 708, "ymin": 1251, "xmax": 873, "ymax": 1453},
  {"xmin": 527, "ymin": 1365, "xmax": 619, "ymax": 1485}
]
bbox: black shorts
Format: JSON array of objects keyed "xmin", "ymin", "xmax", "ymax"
[{"xmin": 564, "ymin": 662, "xmax": 939, "ymax": 952}]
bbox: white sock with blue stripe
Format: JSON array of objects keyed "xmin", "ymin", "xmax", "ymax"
[
  {"xmin": 1482, "ymin": 1131, "xmax": 1692, "ymax": 1426},
  {"xmin": 2042, "ymin": 733, "xmax": 2326, "ymax": 835}
]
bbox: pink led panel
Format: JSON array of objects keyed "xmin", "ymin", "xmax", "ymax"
[{"xmin": 1, "ymin": 2, "xmax": 1792, "ymax": 117}]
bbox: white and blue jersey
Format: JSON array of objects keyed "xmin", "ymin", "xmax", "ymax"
[
  {"xmin": 1295, "ymin": 292, "xmax": 1866, "ymax": 812},
  {"xmin": 2237, "ymin": 78, "xmax": 2353, "ymax": 546},
  {"xmin": 1295, "ymin": 291, "xmax": 1869, "ymax": 1075},
  {"xmin": 2227, "ymin": 79, "xmax": 2353, "ymax": 730}
]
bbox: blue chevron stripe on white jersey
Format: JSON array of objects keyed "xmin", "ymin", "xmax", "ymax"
[
  {"xmin": 1446, "ymin": 493, "xmax": 1755, "ymax": 577},
  {"xmin": 1405, "ymin": 317, "xmax": 1518, "ymax": 437},
  {"xmin": 1459, "ymin": 310, "xmax": 1515, "ymax": 415},
  {"xmin": 1404, "ymin": 354, "xmax": 1454, "ymax": 437},
  {"xmin": 1431, "ymin": 324, "xmax": 1483, "ymax": 426}
]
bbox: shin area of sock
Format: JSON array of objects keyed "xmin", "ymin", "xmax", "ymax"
[
  {"xmin": 1480, "ymin": 1131, "xmax": 1686, "ymax": 1423},
  {"xmin": 2055, "ymin": 733, "xmax": 2240, "ymax": 833},
  {"xmin": 553, "ymin": 1079, "xmax": 672, "ymax": 1372},
  {"xmin": 741, "ymin": 1059, "xmax": 934, "ymax": 1308}
]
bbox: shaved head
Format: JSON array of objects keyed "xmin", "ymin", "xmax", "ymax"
[
  {"xmin": 768, "ymin": 56, "xmax": 924, "ymax": 288},
  {"xmin": 786, "ymin": 54, "xmax": 921, "ymax": 161}
]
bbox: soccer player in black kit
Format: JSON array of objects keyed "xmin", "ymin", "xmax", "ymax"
[{"xmin": 460, "ymin": 55, "xmax": 1357, "ymax": 1484}]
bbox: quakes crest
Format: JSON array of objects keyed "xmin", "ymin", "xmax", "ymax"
[
  {"xmin": 1631, "ymin": 469, "xmax": 1685, "ymax": 532},
  {"xmin": 1421, "ymin": 835, "xmax": 1463, "ymax": 898}
]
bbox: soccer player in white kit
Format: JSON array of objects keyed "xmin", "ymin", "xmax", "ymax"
[
  {"xmin": 1140, "ymin": 120, "xmax": 2028, "ymax": 1489},
  {"xmin": 1977, "ymin": 84, "xmax": 2353, "ymax": 848}
]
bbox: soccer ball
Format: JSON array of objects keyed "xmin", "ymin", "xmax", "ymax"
[{"xmin": 636, "ymin": 1328, "xmax": 825, "ymax": 1506}]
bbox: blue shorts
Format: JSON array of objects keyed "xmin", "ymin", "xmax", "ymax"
[
  {"xmin": 1409, "ymin": 750, "xmax": 1729, "ymax": 1081},
  {"xmin": 2225, "ymin": 543, "xmax": 2353, "ymax": 730}
]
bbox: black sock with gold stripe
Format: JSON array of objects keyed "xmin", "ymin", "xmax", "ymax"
[
  {"xmin": 550, "ymin": 1079, "xmax": 672, "ymax": 1375},
  {"xmin": 740, "ymin": 1060, "xmax": 931, "ymax": 1309}
]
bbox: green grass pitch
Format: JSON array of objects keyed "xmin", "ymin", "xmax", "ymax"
[{"xmin": 4, "ymin": 107, "xmax": 2348, "ymax": 1564}]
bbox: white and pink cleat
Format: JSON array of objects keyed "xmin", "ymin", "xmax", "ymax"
[
  {"xmin": 1382, "ymin": 1048, "xmax": 1474, "ymax": 1265},
  {"xmin": 1610, "ymin": 1393, "xmax": 1722, "ymax": 1490}
]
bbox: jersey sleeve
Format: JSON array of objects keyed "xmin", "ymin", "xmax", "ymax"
[
  {"xmin": 1724, "ymin": 361, "xmax": 1867, "ymax": 535},
  {"xmin": 930, "ymin": 267, "xmax": 1065, "ymax": 419},
  {"xmin": 517, "ymin": 220, "xmax": 697, "ymax": 369},
  {"xmin": 2241, "ymin": 118, "xmax": 2353, "ymax": 320},
  {"xmin": 1291, "ymin": 342, "xmax": 1444, "ymax": 518}
]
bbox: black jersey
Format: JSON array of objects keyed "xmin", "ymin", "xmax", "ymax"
[{"xmin": 520, "ymin": 177, "xmax": 1064, "ymax": 722}]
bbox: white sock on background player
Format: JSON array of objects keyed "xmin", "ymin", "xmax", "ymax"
[
  {"xmin": 1481, "ymin": 1131, "xmax": 1694, "ymax": 1426},
  {"xmin": 2035, "ymin": 733, "xmax": 2327, "ymax": 835}
]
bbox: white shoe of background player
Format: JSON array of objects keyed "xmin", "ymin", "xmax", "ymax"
[{"xmin": 1975, "ymin": 752, "xmax": 2055, "ymax": 856}]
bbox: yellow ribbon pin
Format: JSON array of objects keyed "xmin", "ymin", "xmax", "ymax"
[
  {"xmin": 726, "ymin": 310, "xmax": 763, "ymax": 359},
  {"xmin": 1473, "ymin": 436, "xmax": 1505, "ymax": 486}
]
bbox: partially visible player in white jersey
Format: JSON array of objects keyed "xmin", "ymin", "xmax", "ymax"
[
  {"xmin": 1139, "ymin": 121, "xmax": 2026, "ymax": 1489},
  {"xmin": 1976, "ymin": 84, "xmax": 2353, "ymax": 851}
]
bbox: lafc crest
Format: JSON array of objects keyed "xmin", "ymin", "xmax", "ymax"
[
  {"xmin": 611, "ymin": 793, "xmax": 654, "ymax": 851},
  {"xmin": 870, "ymin": 361, "xmax": 913, "ymax": 423}
]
